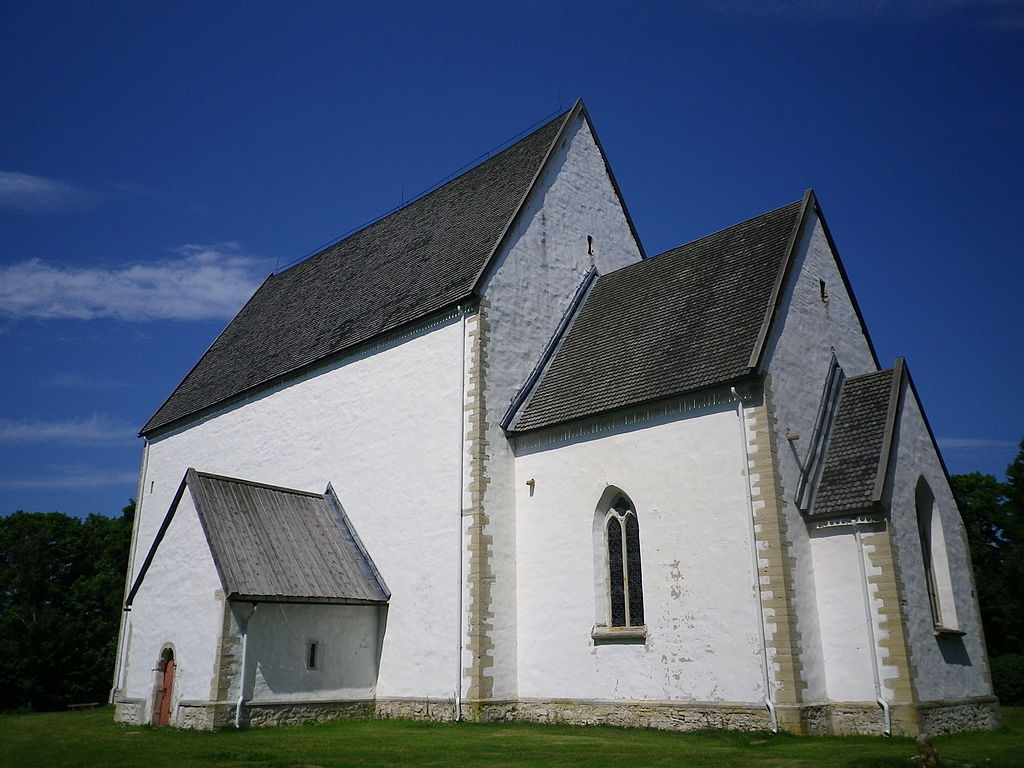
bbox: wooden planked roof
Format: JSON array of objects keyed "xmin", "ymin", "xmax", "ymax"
[{"xmin": 127, "ymin": 469, "xmax": 389, "ymax": 606}]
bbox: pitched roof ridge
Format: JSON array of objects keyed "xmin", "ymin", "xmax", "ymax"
[
  {"xmin": 844, "ymin": 366, "xmax": 895, "ymax": 383},
  {"xmin": 655, "ymin": 196, "xmax": 804, "ymax": 260},
  {"xmin": 587, "ymin": 196, "xmax": 804, "ymax": 289},
  {"xmin": 469, "ymin": 100, "xmax": 583, "ymax": 291},
  {"xmin": 276, "ymin": 104, "xmax": 576, "ymax": 276},
  {"xmin": 192, "ymin": 470, "xmax": 325, "ymax": 498}
]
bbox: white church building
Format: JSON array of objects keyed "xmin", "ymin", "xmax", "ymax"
[{"xmin": 112, "ymin": 102, "xmax": 999, "ymax": 735}]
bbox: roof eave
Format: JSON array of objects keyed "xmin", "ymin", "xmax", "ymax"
[
  {"xmin": 140, "ymin": 298, "xmax": 478, "ymax": 438},
  {"xmin": 227, "ymin": 593, "xmax": 387, "ymax": 606},
  {"xmin": 508, "ymin": 371, "xmax": 761, "ymax": 436},
  {"xmin": 139, "ymin": 274, "xmax": 275, "ymax": 436}
]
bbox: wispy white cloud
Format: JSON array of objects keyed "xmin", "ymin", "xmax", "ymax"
[
  {"xmin": 0, "ymin": 416, "xmax": 136, "ymax": 446},
  {"xmin": 0, "ymin": 171, "xmax": 94, "ymax": 212},
  {"xmin": 0, "ymin": 243, "xmax": 269, "ymax": 321},
  {"xmin": 0, "ymin": 468, "xmax": 139, "ymax": 490},
  {"xmin": 937, "ymin": 437, "xmax": 1018, "ymax": 449}
]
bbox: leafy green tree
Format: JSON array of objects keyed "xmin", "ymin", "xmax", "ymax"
[
  {"xmin": 0, "ymin": 502, "xmax": 132, "ymax": 711},
  {"xmin": 951, "ymin": 438, "xmax": 1024, "ymax": 704}
]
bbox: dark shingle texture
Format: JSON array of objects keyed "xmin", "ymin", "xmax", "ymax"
[
  {"xmin": 811, "ymin": 369, "xmax": 895, "ymax": 517},
  {"xmin": 143, "ymin": 110, "xmax": 571, "ymax": 434},
  {"xmin": 189, "ymin": 471, "xmax": 388, "ymax": 604},
  {"xmin": 511, "ymin": 200, "xmax": 804, "ymax": 432}
]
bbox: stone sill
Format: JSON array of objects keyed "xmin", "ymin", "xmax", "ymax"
[
  {"xmin": 592, "ymin": 625, "xmax": 647, "ymax": 644},
  {"xmin": 933, "ymin": 625, "xmax": 966, "ymax": 637}
]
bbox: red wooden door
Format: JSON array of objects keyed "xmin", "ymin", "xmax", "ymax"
[{"xmin": 156, "ymin": 657, "xmax": 175, "ymax": 726}]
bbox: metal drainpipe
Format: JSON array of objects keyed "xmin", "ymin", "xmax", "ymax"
[
  {"xmin": 454, "ymin": 304, "xmax": 466, "ymax": 723},
  {"xmin": 731, "ymin": 387, "xmax": 778, "ymax": 733},
  {"xmin": 235, "ymin": 603, "xmax": 257, "ymax": 729},
  {"xmin": 853, "ymin": 523, "xmax": 891, "ymax": 736}
]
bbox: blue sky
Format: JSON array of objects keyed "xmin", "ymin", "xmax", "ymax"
[{"xmin": 1, "ymin": 1, "xmax": 1021, "ymax": 518}]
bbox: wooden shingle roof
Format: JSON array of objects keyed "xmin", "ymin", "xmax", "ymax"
[
  {"xmin": 810, "ymin": 363, "xmax": 902, "ymax": 518},
  {"xmin": 142, "ymin": 106, "xmax": 577, "ymax": 435},
  {"xmin": 127, "ymin": 469, "xmax": 389, "ymax": 606},
  {"xmin": 509, "ymin": 197, "xmax": 806, "ymax": 432}
]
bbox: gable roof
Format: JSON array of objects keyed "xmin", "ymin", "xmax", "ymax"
[
  {"xmin": 126, "ymin": 469, "xmax": 389, "ymax": 606},
  {"xmin": 508, "ymin": 196, "xmax": 807, "ymax": 433},
  {"xmin": 810, "ymin": 362, "xmax": 903, "ymax": 518},
  {"xmin": 142, "ymin": 105, "xmax": 586, "ymax": 436}
]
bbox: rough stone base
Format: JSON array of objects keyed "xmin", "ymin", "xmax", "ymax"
[
  {"xmin": 115, "ymin": 694, "xmax": 1002, "ymax": 736},
  {"xmin": 476, "ymin": 698, "xmax": 772, "ymax": 732},
  {"xmin": 113, "ymin": 697, "xmax": 146, "ymax": 725},
  {"xmin": 244, "ymin": 699, "xmax": 374, "ymax": 728},
  {"xmin": 917, "ymin": 696, "xmax": 1001, "ymax": 736},
  {"xmin": 779, "ymin": 702, "xmax": 887, "ymax": 736},
  {"xmin": 374, "ymin": 697, "xmax": 457, "ymax": 722},
  {"xmin": 779, "ymin": 697, "xmax": 1001, "ymax": 737},
  {"xmin": 174, "ymin": 700, "xmax": 237, "ymax": 730}
]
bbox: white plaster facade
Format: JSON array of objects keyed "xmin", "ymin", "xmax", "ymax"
[{"xmin": 114, "ymin": 107, "xmax": 996, "ymax": 735}]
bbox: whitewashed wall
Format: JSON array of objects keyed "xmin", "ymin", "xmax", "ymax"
[
  {"xmin": 120, "ymin": 491, "xmax": 225, "ymax": 724},
  {"xmin": 244, "ymin": 603, "xmax": 381, "ymax": 702},
  {"xmin": 762, "ymin": 212, "xmax": 880, "ymax": 701},
  {"xmin": 885, "ymin": 382, "xmax": 991, "ymax": 701},
  {"xmin": 127, "ymin": 315, "xmax": 466, "ymax": 702},
  {"xmin": 808, "ymin": 527, "xmax": 879, "ymax": 702},
  {"xmin": 476, "ymin": 111, "xmax": 643, "ymax": 699},
  {"xmin": 512, "ymin": 400, "xmax": 765, "ymax": 703}
]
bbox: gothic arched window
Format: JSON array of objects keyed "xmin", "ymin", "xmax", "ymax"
[{"xmin": 605, "ymin": 495, "xmax": 644, "ymax": 628}]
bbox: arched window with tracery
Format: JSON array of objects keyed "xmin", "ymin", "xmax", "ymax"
[{"xmin": 605, "ymin": 494, "xmax": 644, "ymax": 628}]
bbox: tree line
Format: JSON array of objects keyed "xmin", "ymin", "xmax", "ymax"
[
  {"xmin": 0, "ymin": 442, "xmax": 1021, "ymax": 711},
  {"xmin": 0, "ymin": 503, "xmax": 132, "ymax": 711}
]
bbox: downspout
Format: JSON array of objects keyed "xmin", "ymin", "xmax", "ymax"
[
  {"xmin": 731, "ymin": 387, "xmax": 778, "ymax": 733},
  {"xmin": 853, "ymin": 522, "xmax": 891, "ymax": 736},
  {"xmin": 455, "ymin": 304, "xmax": 467, "ymax": 722},
  {"xmin": 234, "ymin": 603, "xmax": 258, "ymax": 729}
]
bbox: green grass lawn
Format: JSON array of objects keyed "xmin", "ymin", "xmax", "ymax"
[{"xmin": 1, "ymin": 707, "xmax": 1022, "ymax": 768}]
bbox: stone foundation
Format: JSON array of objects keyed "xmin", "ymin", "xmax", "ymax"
[
  {"xmin": 113, "ymin": 697, "xmax": 146, "ymax": 725},
  {"xmin": 115, "ymin": 693, "xmax": 1001, "ymax": 735},
  {"xmin": 494, "ymin": 699, "xmax": 772, "ymax": 731},
  {"xmin": 375, "ymin": 697, "xmax": 457, "ymax": 722},
  {"xmin": 243, "ymin": 699, "xmax": 374, "ymax": 727},
  {"xmin": 917, "ymin": 696, "xmax": 1001, "ymax": 735},
  {"xmin": 176, "ymin": 701, "xmax": 233, "ymax": 730},
  {"xmin": 780, "ymin": 702, "xmax": 887, "ymax": 735}
]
